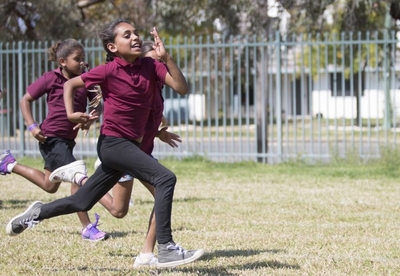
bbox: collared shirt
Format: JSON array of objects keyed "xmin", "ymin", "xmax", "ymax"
[
  {"xmin": 141, "ymin": 81, "xmax": 164, "ymax": 155},
  {"xmin": 81, "ymin": 56, "xmax": 168, "ymax": 140},
  {"xmin": 27, "ymin": 67, "xmax": 95, "ymax": 140}
]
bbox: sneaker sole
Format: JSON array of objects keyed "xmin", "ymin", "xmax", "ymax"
[
  {"xmin": 133, "ymin": 261, "xmax": 158, "ymax": 268},
  {"xmin": 6, "ymin": 201, "xmax": 42, "ymax": 236},
  {"xmin": 133, "ymin": 256, "xmax": 158, "ymax": 268},
  {"xmin": 82, "ymin": 233, "xmax": 110, "ymax": 242},
  {"xmin": 157, "ymin": 249, "xmax": 205, "ymax": 268}
]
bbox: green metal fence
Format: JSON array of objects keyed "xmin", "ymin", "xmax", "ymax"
[{"xmin": 0, "ymin": 31, "xmax": 399, "ymax": 163}]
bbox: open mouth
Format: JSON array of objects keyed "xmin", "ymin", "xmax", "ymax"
[{"xmin": 131, "ymin": 43, "xmax": 141, "ymax": 49}]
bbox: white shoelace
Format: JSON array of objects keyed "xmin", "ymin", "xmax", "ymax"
[
  {"xmin": 166, "ymin": 244, "xmax": 187, "ymax": 255},
  {"xmin": 23, "ymin": 219, "xmax": 40, "ymax": 229}
]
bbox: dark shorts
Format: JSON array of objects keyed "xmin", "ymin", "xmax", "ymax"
[{"xmin": 39, "ymin": 137, "xmax": 76, "ymax": 171}]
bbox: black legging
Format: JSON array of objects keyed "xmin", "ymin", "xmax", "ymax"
[{"xmin": 38, "ymin": 135, "xmax": 176, "ymax": 244}]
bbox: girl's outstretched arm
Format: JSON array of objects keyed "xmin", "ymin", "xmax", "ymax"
[
  {"xmin": 151, "ymin": 27, "xmax": 189, "ymax": 96},
  {"xmin": 64, "ymin": 76, "xmax": 98, "ymax": 124}
]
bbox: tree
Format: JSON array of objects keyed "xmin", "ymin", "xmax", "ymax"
[
  {"xmin": 284, "ymin": 1, "xmax": 398, "ymax": 127},
  {"xmin": 2, "ymin": 0, "xmax": 398, "ymax": 162},
  {"xmin": 0, "ymin": 0, "xmax": 160, "ymax": 42}
]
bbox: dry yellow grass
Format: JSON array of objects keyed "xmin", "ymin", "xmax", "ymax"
[{"xmin": 1, "ymin": 158, "xmax": 400, "ymax": 275}]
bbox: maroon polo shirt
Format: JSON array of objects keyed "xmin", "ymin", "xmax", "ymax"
[
  {"xmin": 141, "ymin": 81, "xmax": 164, "ymax": 155},
  {"xmin": 27, "ymin": 67, "xmax": 96, "ymax": 140},
  {"xmin": 80, "ymin": 56, "xmax": 168, "ymax": 141}
]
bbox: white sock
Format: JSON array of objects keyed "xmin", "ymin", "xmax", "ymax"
[
  {"xmin": 74, "ymin": 173, "xmax": 87, "ymax": 186},
  {"xmin": 7, "ymin": 161, "xmax": 17, "ymax": 173},
  {"xmin": 139, "ymin": 252, "xmax": 153, "ymax": 261}
]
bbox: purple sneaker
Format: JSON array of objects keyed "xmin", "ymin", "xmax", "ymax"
[
  {"xmin": 0, "ymin": 150, "xmax": 17, "ymax": 175},
  {"xmin": 81, "ymin": 213, "xmax": 110, "ymax": 242}
]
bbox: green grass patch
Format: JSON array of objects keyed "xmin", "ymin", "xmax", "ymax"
[{"xmin": 1, "ymin": 157, "xmax": 400, "ymax": 275}]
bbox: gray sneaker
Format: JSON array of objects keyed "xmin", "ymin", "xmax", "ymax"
[
  {"xmin": 157, "ymin": 242, "xmax": 204, "ymax": 268},
  {"xmin": 6, "ymin": 201, "xmax": 43, "ymax": 236}
]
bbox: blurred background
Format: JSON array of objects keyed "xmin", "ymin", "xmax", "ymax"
[{"xmin": 1, "ymin": 0, "xmax": 400, "ymax": 163}]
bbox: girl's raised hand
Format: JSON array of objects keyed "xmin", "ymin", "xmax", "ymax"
[
  {"xmin": 158, "ymin": 126, "xmax": 182, "ymax": 148},
  {"xmin": 150, "ymin": 27, "xmax": 167, "ymax": 60},
  {"xmin": 73, "ymin": 110, "xmax": 98, "ymax": 136}
]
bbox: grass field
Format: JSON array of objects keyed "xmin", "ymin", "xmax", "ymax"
[{"xmin": 1, "ymin": 155, "xmax": 400, "ymax": 275}]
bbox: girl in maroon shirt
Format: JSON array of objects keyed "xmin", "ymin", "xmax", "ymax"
[
  {"xmin": 98, "ymin": 40, "xmax": 183, "ymax": 267},
  {"xmin": 1, "ymin": 39, "xmax": 108, "ymax": 241},
  {"xmin": 6, "ymin": 19, "xmax": 204, "ymax": 268}
]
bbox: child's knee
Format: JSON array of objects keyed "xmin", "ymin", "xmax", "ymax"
[
  {"xmin": 110, "ymin": 208, "xmax": 129, "ymax": 219},
  {"xmin": 164, "ymin": 171, "xmax": 177, "ymax": 186},
  {"xmin": 44, "ymin": 184, "xmax": 60, "ymax": 194},
  {"xmin": 46, "ymin": 188, "xmax": 59, "ymax": 194}
]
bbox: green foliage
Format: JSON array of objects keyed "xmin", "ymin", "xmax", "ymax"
[
  {"xmin": 285, "ymin": 0, "xmax": 397, "ymax": 81},
  {"xmin": 300, "ymin": 31, "xmax": 393, "ymax": 80},
  {"xmin": 282, "ymin": 0, "xmax": 336, "ymax": 34},
  {"xmin": 1, "ymin": 0, "xmax": 396, "ymax": 43}
]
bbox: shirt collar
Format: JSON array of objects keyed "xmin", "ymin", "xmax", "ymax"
[
  {"xmin": 54, "ymin": 67, "xmax": 67, "ymax": 81},
  {"xmin": 114, "ymin": 56, "xmax": 141, "ymax": 67}
]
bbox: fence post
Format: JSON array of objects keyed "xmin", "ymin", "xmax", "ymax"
[
  {"xmin": 383, "ymin": 4, "xmax": 393, "ymax": 129},
  {"xmin": 275, "ymin": 31, "xmax": 282, "ymax": 161},
  {"xmin": 18, "ymin": 41, "xmax": 25, "ymax": 155}
]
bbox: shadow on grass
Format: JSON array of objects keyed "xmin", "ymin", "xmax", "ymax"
[
  {"xmin": 173, "ymin": 196, "xmax": 218, "ymax": 203},
  {"xmin": 43, "ymin": 267, "xmax": 133, "ymax": 274},
  {"xmin": 174, "ymin": 259, "xmax": 300, "ymax": 275},
  {"xmin": 170, "ymin": 249, "xmax": 299, "ymax": 275},
  {"xmin": 0, "ymin": 199, "xmax": 30, "ymax": 209},
  {"xmin": 42, "ymin": 249, "xmax": 299, "ymax": 275},
  {"xmin": 203, "ymin": 248, "xmax": 286, "ymax": 259},
  {"xmin": 135, "ymin": 196, "xmax": 216, "ymax": 205},
  {"xmin": 38, "ymin": 230, "xmax": 134, "ymax": 239},
  {"xmin": 44, "ymin": 258, "xmax": 300, "ymax": 275},
  {"xmin": 108, "ymin": 230, "xmax": 135, "ymax": 239},
  {"xmin": 108, "ymin": 251, "xmax": 136, "ymax": 258}
]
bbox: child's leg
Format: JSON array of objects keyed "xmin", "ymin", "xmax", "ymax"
[
  {"xmin": 69, "ymin": 183, "xmax": 109, "ymax": 241},
  {"xmin": 100, "ymin": 138, "xmax": 175, "ymax": 244},
  {"xmin": 134, "ymin": 207, "xmax": 157, "ymax": 267},
  {"xmin": 1, "ymin": 149, "xmax": 108, "ymax": 241},
  {"xmin": 71, "ymin": 183, "xmax": 91, "ymax": 227},
  {"xmin": 96, "ymin": 156, "xmax": 157, "ymax": 253},
  {"xmin": 133, "ymin": 181, "xmax": 157, "ymax": 267},
  {"xmin": 0, "ymin": 150, "xmax": 62, "ymax": 193},
  {"xmin": 91, "ymin": 158, "xmax": 134, "ymax": 218},
  {"xmin": 35, "ymin": 138, "xmax": 109, "ymax": 242},
  {"xmin": 14, "ymin": 164, "xmax": 62, "ymax": 193},
  {"xmin": 38, "ymin": 164, "xmax": 123, "ymax": 218},
  {"xmin": 138, "ymin": 180, "xmax": 156, "ymax": 254},
  {"xmin": 98, "ymin": 179, "xmax": 134, "ymax": 218},
  {"xmin": 6, "ymin": 138, "xmax": 124, "ymax": 236}
]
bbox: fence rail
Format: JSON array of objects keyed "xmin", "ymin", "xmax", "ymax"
[{"xmin": 1, "ymin": 32, "xmax": 400, "ymax": 163}]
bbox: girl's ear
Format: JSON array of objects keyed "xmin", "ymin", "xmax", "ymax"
[
  {"xmin": 107, "ymin": 43, "xmax": 117, "ymax": 53},
  {"xmin": 59, "ymin": 57, "xmax": 66, "ymax": 67}
]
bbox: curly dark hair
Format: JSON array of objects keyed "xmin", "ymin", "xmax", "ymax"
[{"xmin": 47, "ymin": 39, "xmax": 83, "ymax": 63}]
